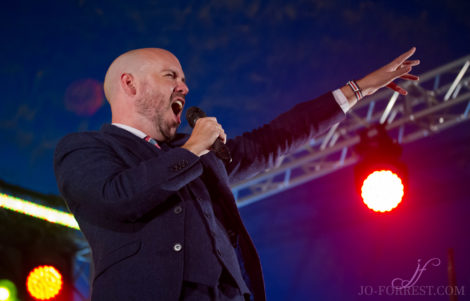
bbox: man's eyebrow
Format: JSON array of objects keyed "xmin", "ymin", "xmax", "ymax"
[{"xmin": 162, "ymin": 68, "xmax": 186, "ymax": 82}]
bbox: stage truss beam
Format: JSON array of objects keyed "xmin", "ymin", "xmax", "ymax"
[
  {"xmin": 232, "ymin": 55, "xmax": 470, "ymax": 207},
  {"xmin": 69, "ymin": 54, "xmax": 470, "ymax": 298}
]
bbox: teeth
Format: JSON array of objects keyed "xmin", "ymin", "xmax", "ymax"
[{"xmin": 175, "ymin": 100, "xmax": 183, "ymax": 109}]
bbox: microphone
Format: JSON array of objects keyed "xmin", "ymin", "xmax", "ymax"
[{"xmin": 186, "ymin": 106, "xmax": 232, "ymax": 163}]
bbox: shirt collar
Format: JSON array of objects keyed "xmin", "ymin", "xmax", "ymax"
[{"xmin": 111, "ymin": 123, "xmax": 148, "ymax": 139}]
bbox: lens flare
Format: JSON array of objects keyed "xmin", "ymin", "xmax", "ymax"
[
  {"xmin": 64, "ymin": 78, "xmax": 104, "ymax": 116},
  {"xmin": 361, "ymin": 170, "xmax": 404, "ymax": 212}
]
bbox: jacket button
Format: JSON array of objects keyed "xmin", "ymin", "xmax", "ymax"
[
  {"xmin": 174, "ymin": 206, "xmax": 183, "ymax": 214},
  {"xmin": 173, "ymin": 243, "xmax": 182, "ymax": 252},
  {"xmin": 216, "ymin": 248, "xmax": 222, "ymax": 257}
]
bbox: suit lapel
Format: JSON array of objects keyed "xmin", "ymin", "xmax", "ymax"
[
  {"xmin": 100, "ymin": 124, "xmax": 166, "ymax": 161},
  {"xmin": 101, "ymin": 124, "xmax": 241, "ymax": 224}
]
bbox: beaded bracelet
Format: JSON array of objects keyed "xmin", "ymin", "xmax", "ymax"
[{"xmin": 347, "ymin": 80, "xmax": 364, "ymax": 102}]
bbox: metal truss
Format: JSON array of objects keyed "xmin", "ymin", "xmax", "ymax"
[
  {"xmin": 232, "ymin": 55, "xmax": 470, "ymax": 207},
  {"xmin": 69, "ymin": 55, "xmax": 470, "ymax": 299}
]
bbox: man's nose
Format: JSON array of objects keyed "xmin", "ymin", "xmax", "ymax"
[{"xmin": 175, "ymin": 80, "xmax": 189, "ymax": 95}]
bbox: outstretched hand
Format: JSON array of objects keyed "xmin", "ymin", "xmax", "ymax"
[{"xmin": 358, "ymin": 47, "xmax": 420, "ymax": 97}]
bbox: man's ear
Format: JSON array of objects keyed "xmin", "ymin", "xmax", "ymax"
[{"xmin": 121, "ymin": 73, "xmax": 137, "ymax": 96}]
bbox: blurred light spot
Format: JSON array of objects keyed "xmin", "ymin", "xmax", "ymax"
[
  {"xmin": 26, "ymin": 266, "xmax": 62, "ymax": 300},
  {"xmin": 361, "ymin": 170, "xmax": 404, "ymax": 212},
  {"xmin": 0, "ymin": 287, "xmax": 9, "ymax": 301},
  {"xmin": 64, "ymin": 79, "xmax": 104, "ymax": 116}
]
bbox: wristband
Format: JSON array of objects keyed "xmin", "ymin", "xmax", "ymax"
[{"xmin": 347, "ymin": 80, "xmax": 363, "ymax": 102}]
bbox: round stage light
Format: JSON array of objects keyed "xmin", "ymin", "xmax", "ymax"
[
  {"xmin": 0, "ymin": 279, "xmax": 17, "ymax": 301},
  {"xmin": 26, "ymin": 265, "xmax": 63, "ymax": 300},
  {"xmin": 0, "ymin": 287, "xmax": 10, "ymax": 301},
  {"xmin": 361, "ymin": 170, "xmax": 404, "ymax": 212}
]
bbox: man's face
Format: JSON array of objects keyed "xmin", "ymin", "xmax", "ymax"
[{"xmin": 135, "ymin": 53, "xmax": 188, "ymax": 141}]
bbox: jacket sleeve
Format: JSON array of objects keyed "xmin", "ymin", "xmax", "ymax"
[
  {"xmin": 225, "ymin": 92, "xmax": 346, "ymax": 183},
  {"xmin": 54, "ymin": 133, "xmax": 202, "ymax": 222}
]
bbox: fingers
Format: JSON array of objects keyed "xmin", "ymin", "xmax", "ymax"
[
  {"xmin": 392, "ymin": 65, "xmax": 412, "ymax": 79},
  {"xmin": 393, "ymin": 63, "xmax": 419, "ymax": 81},
  {"xmin": 185, "ymin": 116, "xmax": 227, "ymax": 156},
  {"xmin": 402, "ymin": 59, "xmax": 420, "ymax": 67},
  {"xmin": 219, "ymin": 129, "xmax": 227, "ymax": 144},
  {"xmin": 391, "ymin": 47, "xmax": 416, "ymax": 68},
  {"xmin": 196, "ymin": 117, "xmax": 226, "ymax": 143},
  {"xmin": 194, "ymin": 117, "xmax": 217, "ymax": 127},
  {"xmin": 392, "ymin": 62, "xmax": 419, "ymax": 86},
  {"xmin": 361, "ymin": 48, "xmax": 419, "ymax": 98},
  {"xmin": 400, "ymin": 74, "xmax": 419, "ymax": 81},
  {"xmin": 387, "ymin": 82, "xmax": 407, "ymax": 95},
  {"xmin": 215, "ymin": 123, "xmax": 227, "ymax": 143},
  {"xmin": 387, "ymin": 67, "xmax": 418, "ymax": 96}
]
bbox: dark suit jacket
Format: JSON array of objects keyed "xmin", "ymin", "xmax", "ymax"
[{"xmin": 54, "ymin": 92, "xmax": 345, "ymax": 301}]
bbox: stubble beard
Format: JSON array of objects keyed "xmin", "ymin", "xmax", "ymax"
[{"xmin": 135, "ymin": 88, "xmax": 177, "ymax": 142}]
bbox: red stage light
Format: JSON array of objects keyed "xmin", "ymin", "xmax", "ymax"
[
  {"xmin": 361, "ymin": 170, "xmax": 404, "ymax": 212},
  {"xmin": 26, "ymin": 265, "xmax": 63, "ymax": 300}
]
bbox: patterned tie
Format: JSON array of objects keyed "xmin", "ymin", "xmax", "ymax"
[{"xmin": 144, "ymin": 135, "xmax": 161, "ymax": 149}]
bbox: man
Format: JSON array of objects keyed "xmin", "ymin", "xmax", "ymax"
[{"xmin": 54, "ymin": 48, "xmax": 419, "ymax": 300}]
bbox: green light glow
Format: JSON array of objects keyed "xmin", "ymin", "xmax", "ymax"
[
  {"xmin": 0, "ymin": 193, "xmax": 79, "ymax": 230},
  {"xmin": 0, "ymin": 279, "xmax": 18, "ymax": 301}
]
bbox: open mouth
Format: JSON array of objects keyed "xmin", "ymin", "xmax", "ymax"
[{"xmin": 171, "ymin": 100, "xmax": 184, "ymax": 119}]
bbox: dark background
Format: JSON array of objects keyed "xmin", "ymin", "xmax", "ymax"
[{"xmin": 1, "ymin": 0, "xmax": 469, "ymax": 299}]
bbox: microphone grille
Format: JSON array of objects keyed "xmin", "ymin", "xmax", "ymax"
[{"xmin": 186, "ymin": 106, "xmax": 206, "ymax": 128}]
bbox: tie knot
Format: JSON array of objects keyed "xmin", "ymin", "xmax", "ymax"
[{"xmin": 144, "ymin": 136, "xmax": 161, "ymax": 149}]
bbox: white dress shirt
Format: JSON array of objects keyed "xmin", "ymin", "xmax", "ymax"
[{"xmin": 112, "ymin": 123, "xmax": 148, "ymax": 139}]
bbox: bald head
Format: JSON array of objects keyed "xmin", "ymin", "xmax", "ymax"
[
  {"xmin": 103, "ymin": 48, "xmax": 181, "ymax": 103},
  {"xmin": 102, "ymin": 48, "xmax": 188, "ymax": 141}
]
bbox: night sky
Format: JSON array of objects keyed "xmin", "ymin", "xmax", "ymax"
[{"xmin": 1, "ymin": 1, "xmax": 469, "ymax": 300}]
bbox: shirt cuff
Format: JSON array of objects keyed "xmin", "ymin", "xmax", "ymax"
[{"xmin": 332, "ymin": 88, "xmax": 356, "ymax": 113}]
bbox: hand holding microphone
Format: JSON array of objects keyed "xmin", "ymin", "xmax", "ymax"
[{"xmin": 182, "ymin": 107, "xmax": 232, "ymax": 163}]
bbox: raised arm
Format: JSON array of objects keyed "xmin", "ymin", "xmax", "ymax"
[{"xmin": 225, "ymin": 48, "xmax": 420, "ymax": 182}]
